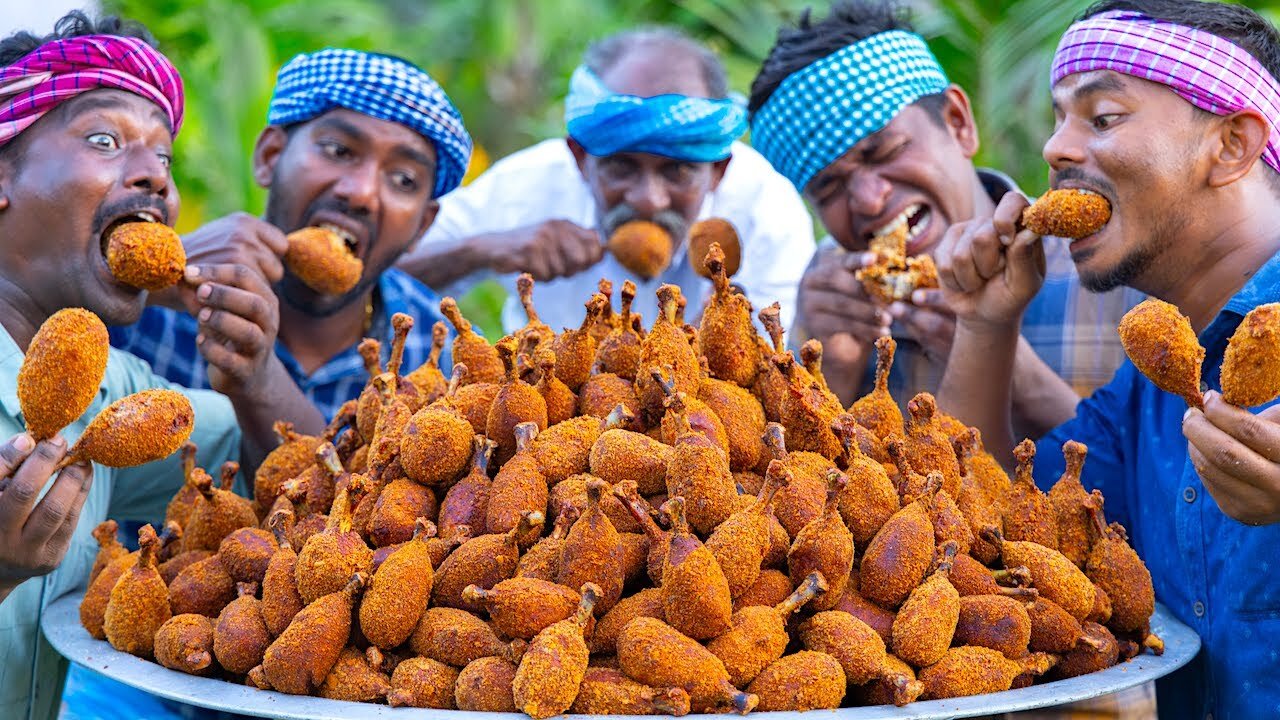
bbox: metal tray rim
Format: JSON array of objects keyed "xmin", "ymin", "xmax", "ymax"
[{"xmin": 43, "ymin": 592, "xmax": 1200, "ymax": 720}]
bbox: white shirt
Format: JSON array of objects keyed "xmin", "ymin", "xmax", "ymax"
[{"xmin": 421, "ymin": 139, "xmax": 816, "ymax": 334}]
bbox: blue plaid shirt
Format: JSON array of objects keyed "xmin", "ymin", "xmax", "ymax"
[
  {"xmin": 1033, "ymin": 250, "xmax": 1280, "ymax": 720},
  {"xmin": 109, "ymin": 269, "xmax": 450, "ymax": 421}
]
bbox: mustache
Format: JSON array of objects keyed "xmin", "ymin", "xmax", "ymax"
[
  {"xmin": 92, "ymin": 195, "xmax": 170, "ymax": 235},
  {"xmin": 599, "ymin": 203, "xmax": 689, "ymax": 243},
  {"xmin": 297, "ymin": 197, "xmax": 375, "ymax": 239},
  {"xmin": 1050, "ymin": 167, "xmax": 1118, "ymax": 200}
]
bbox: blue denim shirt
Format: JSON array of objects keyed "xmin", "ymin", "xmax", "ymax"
[
  {"xmin": 1034, "ymin": 250, "xmax": 1280, "ymax": 720},
  {"xmin": 110, "ymin": 269, "xmax": 450, "ymax": 421}
]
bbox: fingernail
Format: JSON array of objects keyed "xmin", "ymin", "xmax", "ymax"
[
  {"xmin": 911, "ymin": 290, "xmax": 927, "ymax": 305},
  {"xmin": 999, "ymin": 234, "xmax": 1013, "ymax": 246},
  {"xmin": 888, "ymin": 302, "xmax": 908, "ymax": 318},
  {"xmin": 14, "ymin": 433, "xmax": 33, "ymax": 452},
  {"xmin": 198, "ymin": 307, "xmax": 212, "ymax": 322},
  {"xmin": 196, "ymin": 333, "xmax": 205, "ymax": 346},
  {"xmin": 1183, "ymin": 407, "xmax": 1195, "ymax": 422},
  {"xmin": 185, "ymin": 266, "xmax": 200, "ymax": 280},
  {"xmin": 197, "ymin": 284, "xmax": 212, "ymax": 300},
  {"xmin": 49, "ymin": 434, "xmax": 66, "ymax": 449}
]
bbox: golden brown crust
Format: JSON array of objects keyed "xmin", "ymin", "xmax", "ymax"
[
  {"xmin": 18, "ymin": 308, "xmax": 110, "ymax": 440},
  {"xmin": 284, "ymin": 227, "xmax": 363, "ymax": 295},
  {"xmin": 106, "ymin": 222, "xmax": 187, "ymax": 291},
  {"xmin": 608, "ymin": 220, "xmax": 673, "ymax": 280},
  {"xmin": 72, "ymin": 389, "xmax": 194, "ymax": 467},
  {"xmin": 690, "ymin": 218, "xmax": 741, "ymax": 279},
  {"xmin": 1221, "ymin": 303, "xmax": 1280, "ymax": 406},
  {"xmin": 1118, "ymin": 298, "xmax": 1205, "ymax": 408},
  {"xmin": 1021, "ymin": 189, "xmax": 1111, "ymax": 239}
]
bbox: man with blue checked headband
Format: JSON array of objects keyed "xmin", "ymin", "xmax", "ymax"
[
  {"xmin": 402, "ymin": 27, "xmax": 814, "ymax": 334},
  {"xmin": 750, "ymin": 1, "xmax": 1142, "ymax": 444},
  {"xmin": 111, "ymin": 48, "xmax": 462, "ymax": 423}
]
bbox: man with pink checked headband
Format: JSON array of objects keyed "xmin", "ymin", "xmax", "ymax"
[
  {"xmin": 0, "ymin": 13, "xmax": 322, "ymax": 720},
  {"xmin": 935, "ymin": 1, "xmax": 1280, "ymax": 717}
]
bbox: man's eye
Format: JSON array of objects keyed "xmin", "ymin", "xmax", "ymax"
[
  {"xmin": 158, "ymin": 152, "xmax": 173, "ymax": 169},
  {"xmin": 319, "ymin": 140, "xmax": 350, "ymax": 158},
  {"xmin": 87, "ymin": 133, "xmax": 118, "ymax": 150},
  {"xmin": 391, "ymin": 171, "xmax": 418, "ymax": 191},
  {"xmin": 872, "ymin": 141, "xmax": 906, "ymax": 163},
  {"xmin": 1093, "ymin": 114, "xmax": 1120, "ymax": 130}
]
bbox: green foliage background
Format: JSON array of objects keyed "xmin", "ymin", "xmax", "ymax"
[{"xmin": 104, "ymin": 0, "xmax": 1280, "ymax": 335}]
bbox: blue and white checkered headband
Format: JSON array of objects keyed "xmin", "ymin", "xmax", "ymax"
[
  {"xmin": 751, "ymin": 31, "xmax": 949, "ymax": 192},
  {"xmin": 564, "ymin": 65, "xmax": 748, "ymax": 163},
  {"xmin": 268, "ymin": 48, "xmax": 472, "ymax": 198}
]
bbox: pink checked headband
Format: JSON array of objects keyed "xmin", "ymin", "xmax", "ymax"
[
  {"xmin": 0, "ymin": 35, "xmax": 184, "ymax": 147},
  {"xmin": 1052, "ymin": 10, "xmax": 1280, "ymax": 174}
]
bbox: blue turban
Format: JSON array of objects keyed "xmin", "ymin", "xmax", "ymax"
[
  {"xmin": 751, "ymin": 31, "xmax": 949, "ymax": 192},
  {"xmin": 564, "ymin": 65, "xmax": 747, "ymax": 163},
  {"xmin": 268, "ymin": 48, "xmax": 472, "ymax": 198}
]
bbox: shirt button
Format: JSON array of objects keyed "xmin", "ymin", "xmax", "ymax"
[
  {"xmin": 1184, "ymin": 487, "xmax": 1197, "ymax": 503},
  {"xmin": 1194, "ymin": 601, "xmax": 1205, "ymax": 617}
]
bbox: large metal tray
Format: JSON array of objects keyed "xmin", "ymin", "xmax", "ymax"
[{"xmin": 44, "ymin": 591, "xmax": 1199, "ymax": 719}]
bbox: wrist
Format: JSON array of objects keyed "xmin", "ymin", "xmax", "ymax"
[{"xmin": 956, "ymin": 315, "xmax": 1022, "ymax": 343}]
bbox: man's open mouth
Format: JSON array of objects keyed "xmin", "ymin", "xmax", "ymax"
[
  {"xmin": 869, "ymin": 203, "xmax": 931, "ymax": 244},
  {"xmin": 99, "ymin": 210, "xmax": 163, "ymax": 255}
]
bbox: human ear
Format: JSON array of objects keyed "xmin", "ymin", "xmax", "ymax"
[
  {"xmin": 941, "ymin": 85, "xmax": 980, "ymax": 158},
  {"xmin": 1207, "ymin": 110, "xmax": 1270, "ymax": 188},
  {"xmin": 252, "ymin": 126, "xmax": 289, "ymax": 188},
  {"xmin": 566, "ymin": 137, "xmax": 590, "ymax": 179},
  {"xmin": 707, "ymin": 157, "xmax": 731, "ymax": 192}
]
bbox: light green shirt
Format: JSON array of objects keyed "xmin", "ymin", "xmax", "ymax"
[{"xmin": 0, "ymin": 323, "xmax": 241, "ymax": 720}]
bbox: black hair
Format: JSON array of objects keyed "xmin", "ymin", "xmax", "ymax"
[
  {"xmin": 583, "ymin": 26, "xmax": 730, "ymax": 99},
  {"xmin": 748, "ymin": 0, "xmax": 946, "ymax": 126},
  {"xmin": 0, "ymin": 11, "xmax": 157, "ymax": 166},
  {"xmin": 1081, "ymin": 1, "xmax": 1280, "ymax": 83}
]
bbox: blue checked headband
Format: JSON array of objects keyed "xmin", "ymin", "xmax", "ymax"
[
  {"xmin": 751, "ymin": 30, "xmax": 949, "ymax": 192},
  {"xmin": 564, "ymin": 65, "xmax": 748, "ymax": 162},
  {"xmin": 268, "ymin": 48, "xmax": 472, "ymax": 198}
]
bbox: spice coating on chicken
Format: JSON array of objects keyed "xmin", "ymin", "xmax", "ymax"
[
  {"xmin": 608, "ymin": 220, "xmax": 673, "ymax": 280},
  {"xmin": 1118, "ymin": 298, "xmax": 1206, "ymax": 408},
  {"xmin": 106, "ymin": 221, "xmax": 187, "ymax": 291},
  {"xmin": 18, "ymin": 308, "xmax": 110, "ymax": 440},
  {"xmin": 1021, "ymin": 189, "xmax": 1111, "ymax": 239},
  {"xmin": 284, "ymin": 226, "xmax": 362, "ymax": 295},
  {"xmin": 1221, "ymin": 302, "xmax": 1280, "ymax": 406}
]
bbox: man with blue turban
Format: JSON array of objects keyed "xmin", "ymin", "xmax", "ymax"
[
  {"xmin": 401, "ymin": 27, "xmax": 814, "ymax": 334},
  {"xmin": 111, "ymin": 48, "xmax": 468, "ymax": 422}
]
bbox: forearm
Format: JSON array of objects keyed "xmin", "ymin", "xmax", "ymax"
[
  {"xmin": 396, "ymin": 234, "xmax": 495, "ymax": 290},
  {"xmin": 936, "ymin": 319, "xmax": 1022, "ymax": 465},
  {"xmin": 1010, "ymin": 336, "xmax": 1080, "ymax": 441},
  {"xmin": 790, "ymin": 320, "xmax": 871, "ymax": 407},
  {"xmin": 227, "ymin": 360, "xmax": 324, "ymax": 474},
  {"xmin": 820, "ymin": 346, "xmax": 871, "ymax": 407}
]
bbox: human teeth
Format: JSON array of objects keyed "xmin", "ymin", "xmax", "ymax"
[
  {"xmin": 318, "ymin": 223, "xmax": 357, "ymax": 249},
  {"xmin": 132, "ymin": 212, "xmax": 160, "ymax": 223},
  {"xmin": 872, "ymin": 204, "xmax": 922, "ymax": 239},
  {"xmin": 907, "ymin": 207, "xmax": 930, "ymax": 240}
]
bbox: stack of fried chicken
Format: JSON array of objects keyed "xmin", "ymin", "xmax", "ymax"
[{"xmin": 79, "ymin": 242, "xmax": 1164, "ymax": 716}]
